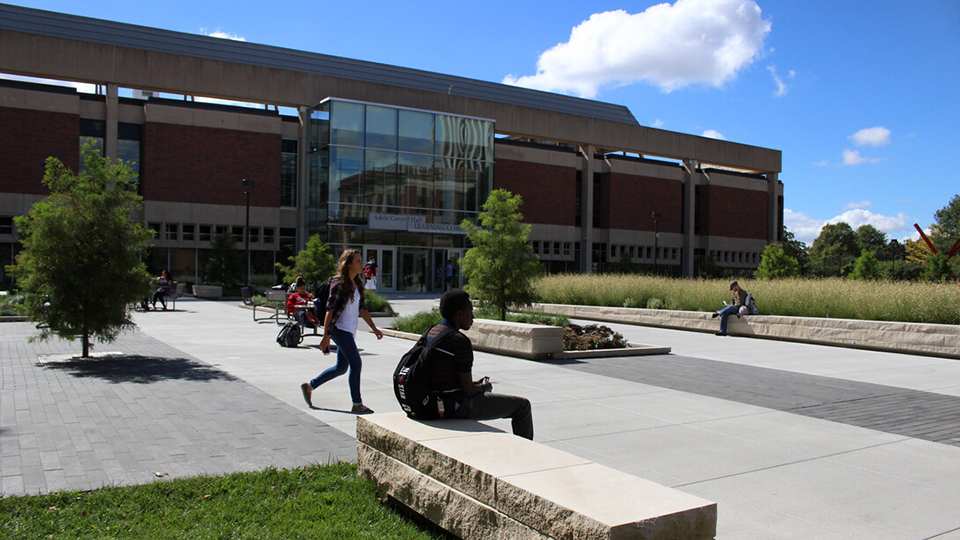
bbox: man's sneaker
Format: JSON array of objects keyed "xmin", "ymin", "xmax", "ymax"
[
  {"xmin": 715, "ymin": 331, "xmax": 727, "ymax": 336},
  {"xmin": 351, "ymin": 404, "xmax": 374, "ymax": 415},
  {"xmin": 300, "ymin": 383, "xmax": 313, "ymax": 407}
]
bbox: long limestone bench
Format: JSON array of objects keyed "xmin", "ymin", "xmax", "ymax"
[
  {"xmin": 525, "ymin": 303, "xmax": 960, "ymax": 360},
  {"xmin": 382, "ymin": 318, "xmax": 671, "ymax": 360},
  {"xmin": 357, "ymin": 412, "xmax": 717, "ymax": 539}
]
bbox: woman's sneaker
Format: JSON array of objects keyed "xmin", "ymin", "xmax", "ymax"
[{"xmin": 351, "ymin": 404, "xmax": 374, "ymax": 415}]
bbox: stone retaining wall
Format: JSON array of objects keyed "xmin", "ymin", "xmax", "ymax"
[{"xmin": 524, "ymin": 303, "xmax": 960, "ymax": 359}]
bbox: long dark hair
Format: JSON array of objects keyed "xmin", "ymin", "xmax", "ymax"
[{"xmin": 334, "ymin": 249, "xmax": 364, "ymax": 298}]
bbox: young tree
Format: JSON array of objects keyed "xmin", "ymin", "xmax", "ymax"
[
  {"xmin": 780, "ymin": 226, "xmax": 809, "ymax": 274},
  {"xmin": 754, "ymin": 243, "xmax": 801, "ymax": 279},
  {"xmin": 460, "ymin": 189, "xmax": 543, "ymax": 321},
  {"xmin": 275, "ymin": 234, "xmax": 336, "ymax": 288},
  {"xmin": 10, "ymin": 146, "xmax": 154, "ymax": 357},
  {"xmin": 848, "ymin": 249, "xmax": 882, "ymax": 280},
  {"xmin": 931, "ymin": 194, "xmax": 960, "ymax": 237}
]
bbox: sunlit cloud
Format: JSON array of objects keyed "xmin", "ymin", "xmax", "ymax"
[
  {"xmin": 849, "ymin": 126, "xmax": 891, "ymax": 147},
  {"xmin": 701, "ymin": 129, "xmax": 726, "ymax": 140},
  {"xmin": 651, "ymin": 119, "xmax": 665, "ymax": 128},
  {"xmin": 766, "ymin": 65, "xmax": 790, "ymax": 97},
  {"xmin": 785, "ymin": 207, "xmax": 913, "ymax": 245},
  {"xmin": 843, "ymin": 200, "xmax": 872, "ymax": 210},
  {"xmin": 842, "ymin": 149, "xmax": 881, "ymax": 166},
  {"xmin": 502, "ymin": 0, "xmax": 771, "ymax": 98},
  {"xmin": 200, "ymin": 28, "xmax": 246, "ymax": 41},
  {"xmin": 812, "ymin": 160, "xmax": 829, "ymax": 167}
]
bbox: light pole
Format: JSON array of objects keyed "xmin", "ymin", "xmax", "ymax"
[
  {"xmin": 652, "ymin": 211, "xmax": 661, "ymax": 275},
  {"xmin": 242, "ymin": 178, "xmax": 254, "ymax": 286}
]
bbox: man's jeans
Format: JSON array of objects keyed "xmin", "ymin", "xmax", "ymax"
[
  {"xmin": 451, "ymin": 392, "xmax": 534, "ymax": 440},
  {"xmin": 717, "ymin": 305, "xmax": 740, "ymax": 334}
]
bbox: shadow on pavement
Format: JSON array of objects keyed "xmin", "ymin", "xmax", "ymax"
[{"xmin": 40, "ymin": 355, "xmax": 238, "ymax": 384}]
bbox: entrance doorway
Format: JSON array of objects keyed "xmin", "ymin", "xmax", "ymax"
[
  {"xmin": 433, "ymin": 248, "xmax": 463, "ymax": 292},
  {"xmin": 362, "ymin": 246, "xmax": 395, "ymax": 293},
  {"xmin": 398, "ymin": 249, "xmax": 429, "ymax": 292}
]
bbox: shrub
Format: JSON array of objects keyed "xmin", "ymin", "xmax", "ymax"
[
  {"xmin": 563, "ymin": 324, "xmax": 629, "ymax": 351},
  {"xmin": 363, "ymin": 290, "xmax": 393, "ymax": 314}
]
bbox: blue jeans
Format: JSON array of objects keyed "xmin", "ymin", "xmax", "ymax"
[
  {"xmin": 309, "ymin": 327, "xmax": 362, "ymax": 404},
  {"xmin": 717, "ymin": 305, "xmax": 740, "ymax": 334}
]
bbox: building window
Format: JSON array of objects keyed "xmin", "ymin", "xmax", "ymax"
[
  {"xmin": 263, "ymin": 227, "xmax": 275, "ymax": 244},
  {"xmin": 249, "ymin": 227, "xmax": 259, "ymax": 243},
  {"xmin": 118, "ymin": 123, "xmax": 142, "ymax": 183},
  {"xmin": 165, "ymin": 224, "xmax": 178, "ymax": 241},
  {"xmin": 554, "ymin": 242, "xmax": 561, "ymax": 255},
  {"xmin": 215, "ymin": 225, "xmax": 227, "ymax": 237},
  {"xmin": 532, "ymin": 241, "xmax": 540, "ymax": 254},
  {"xmin": 79, "ymin": 119, "xmax": 105, "ymax": 161},
  {"xmin": 0, "ymin": 217, "xmax": 12, "ymax": 235},
  {"xmin": 281, "ymin": 139, "xmax": 298, "ymax": 207},
  {"xmin": 148, "ymin": 222, "xmax": 161, "ymax": 239},
  {"xmin": 232, "ymin": 226, "xmax": 243, "ymax": 243},
  {"xmin": 564, "ymin": 242, "xmax": 571, "ymax": 256},
  {"xmin": 199, "ymin": 225, "xmax": 211, "ymax": 242},
  {"xmin": 182, "ymin": 224, "xmax": 195, "ymax": 241}
]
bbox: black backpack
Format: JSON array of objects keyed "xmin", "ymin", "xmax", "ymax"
[
  {"xmin": 276, "ymin": 320, "xmax": 301, "ymax": 348},
  {"xmin": 313, "ymin": 279, "xmax": 332, "ymax": 324},
  {"xmin": 393, "ymin": 326, "xmax": 457, "ymax": 419}
]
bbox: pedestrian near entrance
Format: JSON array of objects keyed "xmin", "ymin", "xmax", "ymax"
[
  {"xmin": 300, "ymin": 249, "xmax": 383, "ymax": 414},
  {"xmin": 363, "ymin": 254, "xmax": 378, "ymax": 291},
  {"xmin": 712, "ymin": 280, "xmax": 747, "ymax": 336},
  {"xmin": 444, "ymin": 259, "xmax": 454, "ymax": 291},
  {"xmin": 425, "ymin": 290, "xmax": 534, "ymax": 439}
]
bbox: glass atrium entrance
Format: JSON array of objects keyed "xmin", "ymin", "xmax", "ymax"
[{"xmin": 307, "ymin": 98, "xmax": 494, "ymax": 292}]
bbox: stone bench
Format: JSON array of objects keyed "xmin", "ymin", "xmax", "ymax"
[
  {"xmin": 357, "ymin": 412, "xmax": 717, "ymax": 539},
  {"xmin": 526, "ymin": 303, "xmax": 960, "ymax": 360}
]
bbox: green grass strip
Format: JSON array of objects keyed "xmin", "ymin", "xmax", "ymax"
[{"xmin": 0, "ymin": 463, "xmax": 442, "ymax": 540}]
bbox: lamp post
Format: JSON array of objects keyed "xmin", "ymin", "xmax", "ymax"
[
  {"xmin": 652, "ymin": 211, "xmax": 661, "ymax": 275},
  {"xmin": 242, "ymin": 179, "xmax": 254, "ymax": 286}
]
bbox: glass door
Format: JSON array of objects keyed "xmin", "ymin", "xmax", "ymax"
[
  {"xmin": 363, "ymin": 246, "xmax": 395, "ymax": 293},
  {"xmin": 398, "ymin": 249, "xmax": 429, "ymax": 292}
]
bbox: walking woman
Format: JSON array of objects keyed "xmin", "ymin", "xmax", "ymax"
[{"xmin": 300, "ymin": 249, "xmax": 383, "ymax": 414}]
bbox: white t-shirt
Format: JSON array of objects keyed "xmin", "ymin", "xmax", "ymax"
[{"xmin": 335, "ymin": 287, "xmax": 361, "ymax": 335}]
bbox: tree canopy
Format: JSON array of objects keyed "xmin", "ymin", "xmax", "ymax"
[
  {"xmin": 808, "ymin": 222, "xmax": 859, "ymax": 277},
  {"xmin": 754, "ymin": 243, "xmax": 801, "ymax": 279},
  {"xmin": 10, "ymin": 145, "xmax": 154, "ymax": 357},
  {"xmin": 275, "ymin": 234, "xmax": 336, "ymax": 289},
  {"xmin": 460, "ymin": 189, "xmax": 543, "ymax": 321}
]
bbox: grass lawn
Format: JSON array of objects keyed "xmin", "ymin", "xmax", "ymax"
[{"xmin": 0, "ymin": 463, "xmax": 443, "ymax": 540}]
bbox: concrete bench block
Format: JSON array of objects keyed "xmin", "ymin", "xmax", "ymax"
[
  {"xmin": 358, "ymin": 412, "xmax": 717, "ymax": 540},
  {"xmin": 463, "ymin": 319, "xmax": 565, "ymax": 359},
  {"xmin": 528, "ymin": 303, "xmax": 960, "ymax": 359}
]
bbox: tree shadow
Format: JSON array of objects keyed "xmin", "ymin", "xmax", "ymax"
[{"xmin": 40, "ymin": 355, "xmax": 238, "ymax": 384}]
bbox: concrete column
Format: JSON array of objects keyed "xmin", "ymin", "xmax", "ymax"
[
  {"xmin": 297, "ymin": 106, "xmax": 310, "ymax": 250},
  {"xmin": 105, "ymin": 84, "xmax": 119, "ymax": 160},
  {"xmin": 580, "ymin": 145, "xmax": 595, "ymax": 273},
  {"xmin": 682, "ymin": 160, "xmax": 698, "ymax": 278},
  {"xmin": 767, "ymin": 172, "xmax": 779, "ymax": 243}
]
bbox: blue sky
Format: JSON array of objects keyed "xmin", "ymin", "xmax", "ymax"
[{"xmin": 6, "ymin": 0, "xmax": 960, "ymax": 245}]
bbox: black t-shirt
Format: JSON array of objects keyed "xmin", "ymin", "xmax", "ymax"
[{"xmin": 425, "ymin": 322, "xmax": 472, "ymax": 395}]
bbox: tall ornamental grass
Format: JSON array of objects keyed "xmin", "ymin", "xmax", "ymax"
[{"xmin": 534, "ymin": 275, "xmax": 960, "ymax": 325}]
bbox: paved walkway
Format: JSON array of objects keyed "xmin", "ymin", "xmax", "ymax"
[{"xmin": 2, "ymin": 296, "xmax": 960, "ymax": 540}]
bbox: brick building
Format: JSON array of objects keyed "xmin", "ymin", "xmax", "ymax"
[{"xmin": 0, "ymin": 4, "xmax": 782, "ymax": 292}]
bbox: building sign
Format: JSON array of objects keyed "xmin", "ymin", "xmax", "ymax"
[{"xmin": 369, "ymin": 213, "xmax": 466, "ymax": 235}]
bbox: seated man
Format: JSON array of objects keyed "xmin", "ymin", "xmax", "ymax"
[
  {"xmin": 286, "ymin": 277, "xmax": 319, "ymax": 329},
  {"xmin": 425, "ymin": 290, "xmax": 534, "ymax": 440},
  {"xmin": 712, "ymin": 280, "xmax": 747, "ymax": 336}
]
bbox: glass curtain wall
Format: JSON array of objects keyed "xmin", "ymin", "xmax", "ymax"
[{"xmin": 306, "ymin": 98, "xmax": 494, "ymax": 289}]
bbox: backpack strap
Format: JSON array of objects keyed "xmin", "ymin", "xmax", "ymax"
[{"xmin": 422, "ymin": 324, "xmax": 458, "ymax": 351}]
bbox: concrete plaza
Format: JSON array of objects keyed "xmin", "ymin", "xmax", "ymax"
[{"xmin": 2, "ymin": 295, "xmax": 959, "ymax": 539}]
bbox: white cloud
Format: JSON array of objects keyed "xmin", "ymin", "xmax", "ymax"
[
  {"xmin": 766, "ymin": 65, "xmax": 787, "ymax": 97},
  {"xmin": 812, "ymin": 159, "xmax": 829, "ymax": 167},
  {"xmin": 843, "ymin": 200, "xmax": 872, "ymax": 210},
  {"xmin": 200, "ymin": 28, "xmax": 246, "ymax": 41},
  {"xmin": 502, "ymin": 0, "xmax": 771, "ymax": 98},
  {"xmin": 842, "ymin": 149, "xmax": 880, "ymax": 166},
  {"xmin": 651, "ymin": 119, "xmax": 665, "ymax": 128},
  {"xmin": 849, "ymin": 126, "xmax": 891, "ymax": 147},
  {"xmin": 701, "ymin": 129, "xmax": 726, "ymax": 140},
  {"xmin": 785, "ymin": 207, "xmax": 913, "ymax": 245}
]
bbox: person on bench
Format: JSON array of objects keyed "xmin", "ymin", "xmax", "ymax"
[
  {"xmin": 425, "ymin": 290, "xmax": 534, "ymax": 440},
  {"xmin": 711, "ymin": 280, "xmax": 746, "ymax": 336},
  {"xmin": 286, "ymin": 277, "xmax": 319, "ymax": 330}
]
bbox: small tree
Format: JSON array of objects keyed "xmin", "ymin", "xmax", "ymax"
[
  {"xmin": 754, "ymin": 243, "xmax": 800, "ymax": 279},
  {"xmin": 205, "ymin": 232, "xmax": 244, "ymax": 287},
  {"xmin": 275, "ymin": 234, "xmax": 336, "ymax": 289},
  {"xmin": 460, "ymin": 189, "xmax": 543, "ymax": 321},
  {"xmin": 848, "ymin": 249, "xmax": 882, "ymax": 280},
  {"xmin": 9, "ymin": 145, "xmax": 153, "ymax": 357}
]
